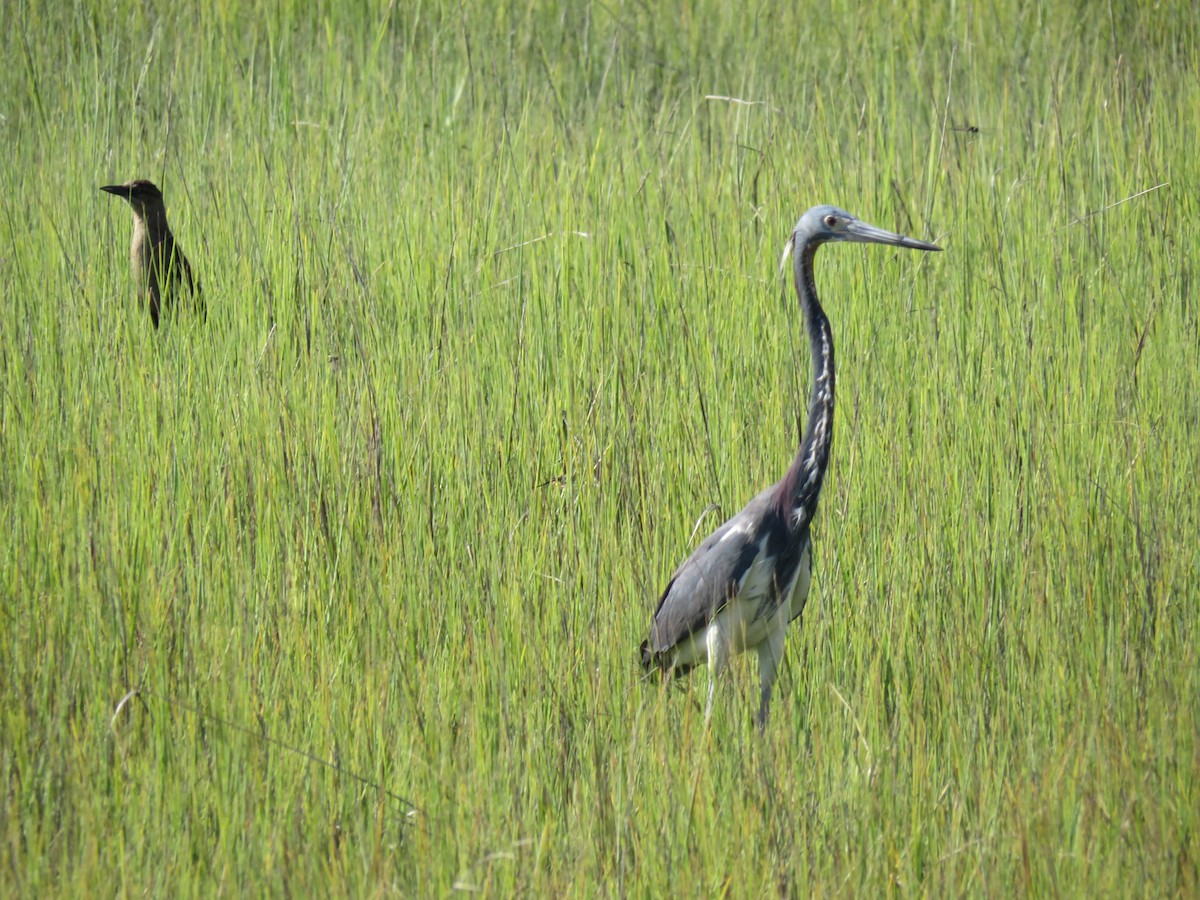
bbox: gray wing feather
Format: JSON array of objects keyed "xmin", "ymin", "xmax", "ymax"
[{"xmin": 647, "ymin": 484, "xmax": 778, "ymax": 654}]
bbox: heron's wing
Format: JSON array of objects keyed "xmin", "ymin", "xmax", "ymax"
[
  {"xmin": 178, "ymin": 248, "xmax": 205, "ymax": 320},
  {"xmin": 167, "ymin": 237, "xmax": 198, "ymax": 296},
  {"xmin": 647, "ymin": 484, "xmax": 782, "ymax": 654}
]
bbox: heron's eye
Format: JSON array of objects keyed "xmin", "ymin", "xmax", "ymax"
[{"xmin": 824, "ymin": 215, "xmax": 838, "ymax": 228}]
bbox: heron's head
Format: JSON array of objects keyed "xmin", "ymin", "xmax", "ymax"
[
  {"xmin": 101, "ymin": 180, "xmax": 165, "ymax": 217},
  {"xmin": 779, "ymin": 204, "xmax": 941, "ymax": 272}
]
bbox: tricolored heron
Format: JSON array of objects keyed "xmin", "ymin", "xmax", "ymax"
[{"xmin": 640, "ymin": 205, "xmax": 941, "ymax": 727}]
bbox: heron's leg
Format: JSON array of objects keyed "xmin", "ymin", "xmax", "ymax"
[{"xmin": 755, "ymin": 626, "xmax": 787, "ymax": 729}]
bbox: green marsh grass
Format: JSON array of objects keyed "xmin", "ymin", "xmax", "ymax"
[{"xmin": 2, "ymin": 0, "xmax": 1197, "ymax": 894}]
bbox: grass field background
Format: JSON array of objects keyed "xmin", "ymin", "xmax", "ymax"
[{"xmin": 2, "ymin": 0, "xmax": 1197, "ymax": 894}]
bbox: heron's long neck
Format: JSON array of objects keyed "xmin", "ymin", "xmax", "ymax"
[
  {"xmin": 133, "ymin": 203, "xmax": 172, "ymax": 246},
  {"xmin": 776, "ymin": 242, "xmax": 835, "ymax": 527}
]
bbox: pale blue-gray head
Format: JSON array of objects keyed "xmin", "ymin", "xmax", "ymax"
[{"xmin": 779, "ymin": 204, "xmax": 941, "ymax": 272}]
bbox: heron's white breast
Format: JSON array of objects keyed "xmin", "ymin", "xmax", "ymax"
[{"xmin": 788, "ymin": 544, "xmax": 812, "ymax": 621}]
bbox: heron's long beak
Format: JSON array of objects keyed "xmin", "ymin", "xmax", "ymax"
[
  {"xmin": 845, "ymin": 220, "xmax": 941, "ymax": 251},
  {"xmin": 778, "ymin": 234, "xmax": 796, "ymax": 276},
  {"xmin": 100, "ymin": 184, "xmax": 132, "ymax": 198}
]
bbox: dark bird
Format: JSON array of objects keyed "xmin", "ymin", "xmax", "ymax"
[
  {"xmin": 101, "ymin": 180, "xmax": 202, "ymax": 328},
  {"xmin": 640, "ymin": 206, "xmax": 941, "ymax": 726}
]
